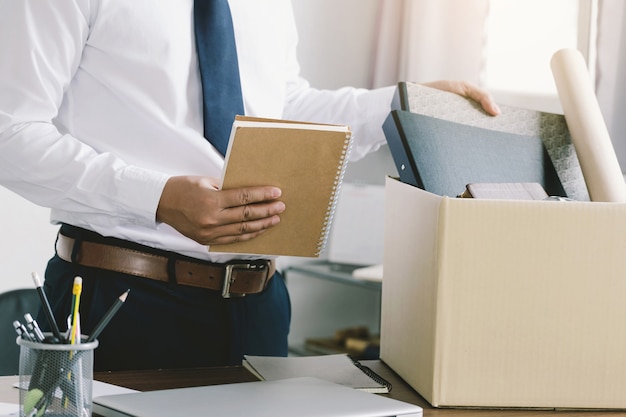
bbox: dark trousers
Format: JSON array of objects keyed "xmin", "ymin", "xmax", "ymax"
[{"xmin": 40, "ymin": 231, "xmax": 291, "ymax": 372}]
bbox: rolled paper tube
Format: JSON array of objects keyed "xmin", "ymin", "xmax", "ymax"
[{"xmin": 550, "ymin": 48, "xmax": 626, "ymax": 202}]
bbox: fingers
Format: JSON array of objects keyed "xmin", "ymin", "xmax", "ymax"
[
  {"xmin": 202, "ymin": 214, "xmax": 282, "ymax": 245},
  {"xmin": 219, "ymin": 186, "xmax": 282, "ymax": 213},
  {"xmin": 459, "ymin": 82, "xmax": 501, "ymax": 116},
  {"xmin": 422, "ymin": 80, "xmax": 501, "ymax": 116},
  {"xmin": 220, "ymin": 192, "xmax": 286, "ymax": 226},
  {"xmin": 202, "ymin": 187, "xmax": 285, "ymax": 244}
]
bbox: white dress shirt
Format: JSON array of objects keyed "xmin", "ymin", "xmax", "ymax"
[{"xmin": 0, "ymin": 0, "xmax": 394, "ymax": 261}]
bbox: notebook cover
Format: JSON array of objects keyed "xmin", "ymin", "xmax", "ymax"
[
  {"xmin": 383, "ymin": 110, "xmax": 566, "ymax": 198},
  {"xmin": 242, "ymin": 354, "xmax": 391, "ymax": 393}
]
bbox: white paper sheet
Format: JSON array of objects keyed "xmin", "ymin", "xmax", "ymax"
[{"xmin": 0, "ymin": 401, "xmax": 18, "ymax": 416}]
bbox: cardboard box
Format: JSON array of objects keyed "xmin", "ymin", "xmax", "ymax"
[{"xmin": 380, "ymin": 177, "xmax": 626, "ymax": 409}]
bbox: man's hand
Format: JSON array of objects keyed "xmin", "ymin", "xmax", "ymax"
[
  {"xmin": 156, "ymin": 176, "xmax": 286, "ymax": 245},
  {"xmin": 422, "ymin": 80, "xmax": 501, "ymax": 116}
]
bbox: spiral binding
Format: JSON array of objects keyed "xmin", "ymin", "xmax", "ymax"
[
  {"xmin": 315, "ymin": 131, "xmax": 354, "ymax": 256},
  {"xmin": 351, "ymin": 358, "xmax": 393, "ymax": 392}
]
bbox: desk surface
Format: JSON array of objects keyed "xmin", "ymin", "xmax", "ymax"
[
  {"xmin": 92, "ymin": 360, "xmax": 626, "ymax": 417},
  {"xmin": 2, "ymin": 361, "xmax": 624, "ymax": 417}
]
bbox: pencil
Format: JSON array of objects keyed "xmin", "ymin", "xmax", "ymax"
[
  {"xmin": 64, "ymin": 277, "xmax": 83, "ymax": 410},
  {"xmin": 86, "ymin": 289, "xmax": 130, "ymax": 343},
  {"xmin": 31, "ymin": 272, "xmax": 63, "ymax": 342},
  {"xmin": 69, "ymin": 277, "xmax": 83, "ymax": 345}
]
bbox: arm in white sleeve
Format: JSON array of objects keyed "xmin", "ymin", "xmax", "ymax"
[{"xmin": 0, "ymin": 0, "xmax": 167, "ymax": 228}]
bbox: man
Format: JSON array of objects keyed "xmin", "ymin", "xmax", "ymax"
[{"xmin": 0, "ymin": 1, "xmax": 498, "ymax": 371}]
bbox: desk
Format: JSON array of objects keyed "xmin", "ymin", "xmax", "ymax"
[
  {"xmin": 93, "ymin": 361, "xmax": 626, "ymax": 417},
  {"xmin": 2, "ymin": 361, "xmax": 625, "ymax": 417}
]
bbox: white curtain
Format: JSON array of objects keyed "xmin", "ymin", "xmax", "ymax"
[
  {"xmin": 370, "ymin": 0, "xmax": 490, "ymax": 88},
  {"xmin": 596, "ymin": 0, "xmax": 626, "ymax": 171}
]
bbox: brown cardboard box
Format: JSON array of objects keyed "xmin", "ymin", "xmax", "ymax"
[{"xmin": 380, "ymin": 177, "xmax": 626, "ymax": 409}]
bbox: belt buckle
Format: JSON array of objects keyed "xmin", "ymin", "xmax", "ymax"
[{"xmin": 221, "ymin": 261, "xmax": 268, "ymax": 298}]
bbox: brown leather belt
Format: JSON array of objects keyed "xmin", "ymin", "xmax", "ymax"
[{"xmin": 55, "ymin": 232, "xmax": 275, "ymax": 297}]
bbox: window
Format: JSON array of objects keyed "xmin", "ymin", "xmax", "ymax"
[{"xmin": 483, "ymin": 0, "xmax": 597, "ymax": 112}]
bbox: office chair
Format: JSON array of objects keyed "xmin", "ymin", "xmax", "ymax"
[{"xmin": 0, "ymin": 288, "xmax": 40, "ymax": 375}]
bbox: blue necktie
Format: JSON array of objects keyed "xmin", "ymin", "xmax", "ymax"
[{"xmin": 194, "ymin": 0, "xmax": 244, "ymax": 156}]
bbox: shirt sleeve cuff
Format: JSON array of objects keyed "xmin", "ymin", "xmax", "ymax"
[{"xmin": 115, "ymin": 166, "xmax": 170, "ymax": 228}]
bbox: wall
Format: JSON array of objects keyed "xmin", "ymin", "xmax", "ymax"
[
  {"xmin": 0, "ymin": 188, "xmax": 57, "ymax": 293},
  {"xmin": 292, "ymin": 0, "xmax": 377, "ymax": 90},
  {"xmin": 596, "ymin": 0, "xmax": 626, "ymax": 171}
]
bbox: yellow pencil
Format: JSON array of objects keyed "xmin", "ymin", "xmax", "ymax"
[
  {"xmin": 70, "ymin": 276, "xmax": 82, "ymax": 344},
  {"xmin": 63, "ymin": 276, "xmax": 83, "ymax": 410}
]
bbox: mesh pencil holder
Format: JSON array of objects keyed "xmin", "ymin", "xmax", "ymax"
[{"xmin": 17, "ymin": 334, "xmax": 98, "ymax": 417}]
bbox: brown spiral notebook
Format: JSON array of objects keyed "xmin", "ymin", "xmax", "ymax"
[{"xmin": 209, "ymin": 116, "xmax": 352, "ymax": 257}]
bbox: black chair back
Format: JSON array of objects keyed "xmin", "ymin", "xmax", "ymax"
[{"xmin": 0, "ymin": 288, "xmax": 40, "ymax": 375}]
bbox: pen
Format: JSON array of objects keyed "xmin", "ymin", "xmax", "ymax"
[
  {"xmin": 13, "ymin": 320, "xmax": 33, "ymax": 341},
  {"xmin": 86, "ymin": 289, "xmax": 130, "ymax": 343},
  {"xmin": 24, "ymin": 313, "xmax": 45, "ymax": 342},
  {"xmin": 31, "ymin": 272, "xmax": 64, "ymax": 342}
]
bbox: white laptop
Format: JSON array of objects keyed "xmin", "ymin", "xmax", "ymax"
[{"xmin": 93, "ymin": 377, "xmax": 422, "ymax": 417}]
